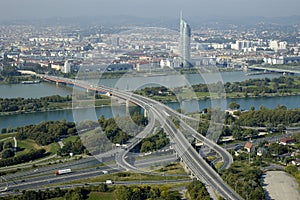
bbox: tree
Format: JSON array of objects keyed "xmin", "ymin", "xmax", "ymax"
[
  {"xmin": 0, "ymin": 141, "xmax": 3, "ymax": 152},
  {"xmin": 1, "ymin": 128, "xmax": 7, "ymax": 134},
  {"xmin": 114, "ymin": 186, "xmax": 132, "ymax": 200},
  {"xmin": 285, "ymin": 164, "xmax": 298, "ymax": 175},
  {"xmin": 229, "ymin": 102, "xmax": 240, "ymax": 110},
  {"xmin": 140, "ymin": 141, "xmax": 154, "ymax": 153},
  {"xmin": 186, "ymin": 180, "xmax": 211, "ymax": 200},
  {"xmin": 97, "ymin": 184, "xmax": 108, "ymax": 192},
  {"xmin": 2, "ymin": 148, "xmax": 15, "ymax": 159},
  {"xmin": 3, "ymin": 141, "xmax": 13, "ymax": 149}
]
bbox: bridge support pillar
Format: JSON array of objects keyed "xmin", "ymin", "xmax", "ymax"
[
  {"xmin": 56, "ymin": 81, "xmax": 59, "ymax": 85},
  {"xmin": 126, "ymin": 99, "xmax": 130, "ymax": 115}
]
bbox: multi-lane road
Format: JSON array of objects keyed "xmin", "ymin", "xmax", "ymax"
[{"xmin": 0, "ymin": 153, "xmax": 182, "ymax": 195}]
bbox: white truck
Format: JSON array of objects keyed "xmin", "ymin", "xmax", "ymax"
[
  {"xmin": 55, "ymin": 168, "xmax": 72, "ymax": 175},
  {"xmin": 105, "ymin": 180, "xmax": 113, "ymax": 184}
]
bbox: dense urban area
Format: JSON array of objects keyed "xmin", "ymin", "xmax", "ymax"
[{"xmin": 0, "ymin": 14, "xmax": 300, "ymax": 200}]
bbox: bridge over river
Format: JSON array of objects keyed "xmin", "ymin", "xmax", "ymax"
[{"xmin": 248, "ymin": 65, "xmax": 300, "ymax": 75}]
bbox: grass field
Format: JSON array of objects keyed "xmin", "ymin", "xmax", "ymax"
[
  {"xmin": 47, "ymin": 142, "xmax": 61, "ymax": 155},
  {"xmin": 155, "ymin": 162, "xmax": 187, "ymax": 175},
  {"xmin": 64, "ymin": 171, "xmax": 188, "ymax": 185},
  {"xmin": 62, "ymin": 135, "xmax": 79, "ymax": 143},
  {"xmin": 15, "ymin": 139, "xmax": 40, "ymax": 156}
]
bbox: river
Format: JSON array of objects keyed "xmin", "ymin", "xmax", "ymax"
[
  {"xmin": 1, "ymin": 71, "xmax": 298, "ymax": 130},
  {"xmin": 0, "ymin": 71, "xmax": 281, "ymax": 98}
]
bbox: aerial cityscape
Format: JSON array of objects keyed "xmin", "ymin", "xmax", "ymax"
[{"xmin": 0, "ymin": 1, "xmax": 300, "ymax": 200}]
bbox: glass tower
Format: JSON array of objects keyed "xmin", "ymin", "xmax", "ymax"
[{"xmin": 179, "ymin": 12, "xmax": 191, "ymax": 67}]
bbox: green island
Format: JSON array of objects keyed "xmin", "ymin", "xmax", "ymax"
[
  {"xmin": 135, "ymin": 76, "xmax": 300, "ymax": 102},
  {"xmin": 0, "ymin": 94, "xmax": 111, "ymax": 116}
]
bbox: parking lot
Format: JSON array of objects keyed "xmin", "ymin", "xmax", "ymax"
[{"xmin": 262, "ymin": 171, "xmax": 300, "ymax": 200}]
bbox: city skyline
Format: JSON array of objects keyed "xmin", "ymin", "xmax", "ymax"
[{"xmin": 0, "ymin": 0, "xmax": 300, "ymax": 22}]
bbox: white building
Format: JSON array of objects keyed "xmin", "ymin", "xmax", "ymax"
[
  {"xmin": 160, "ymin": 59, "xmax": 171, "ymax": 68},
  {"xmin": 231, "ymin": 40, "xmax": 252, "ymax": 51},
  {"xmin": 62, "ymin": 60, "xmax": 71, "ymax": 73},
  {"xmin": 263, "ymin": 56, "xmax": 284, "ymax": 65},
  {"xmin": 269, "ymin": 40, "xmax": 287, "ymax": 52}
]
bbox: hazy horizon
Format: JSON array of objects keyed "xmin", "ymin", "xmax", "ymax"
[{"xmin": 1, "ymin": 0, "xmax": 299, "ymax": 22}]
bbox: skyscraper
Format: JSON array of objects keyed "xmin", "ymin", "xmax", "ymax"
[{"xmin": 179, "ymin": 12, "xmax": 191, "ymax": 67}]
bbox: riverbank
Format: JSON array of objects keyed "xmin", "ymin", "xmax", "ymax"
[
  {"xmin": 144, "ymin": 90, "xmax": 300, "ymax": 104},
  {"xmin": 0, "ymin": 98, "xmax": 111, "ymax": 117}
]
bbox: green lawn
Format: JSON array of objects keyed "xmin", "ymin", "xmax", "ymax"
[
  {"xmin": 15, "ymin": 139, "xmax": 39, "ymax": 156},
  {"xmin": 214, "ymin": 161, "xmax": 224, "ymax": 170},
  {"xmin": 47, "ymin": 142, "xmax": 61, "ymax": 155},
  {"xmin": 16, "ymin": 138, "xmax": 61, "ymax": 157},
  {"xmin": 64, "ymin": 171, "xmax": 188, "ymax": 185},
  {"xmin": 62, "ymin": 135, "xmax": 79, "ymax": 143}
]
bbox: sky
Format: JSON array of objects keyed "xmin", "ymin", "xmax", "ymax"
[{"xmin": 0, "ymin": 0, "xmax": 299, "ymax": 21}]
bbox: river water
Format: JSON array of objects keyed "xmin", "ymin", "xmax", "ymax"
[
  {"xmin": 0, "ymin": 71, "xmax": 281, "ymax": 98},
  {"xmin": 1, "ymin": 71, "xmax": 298, "ymax": 129}
]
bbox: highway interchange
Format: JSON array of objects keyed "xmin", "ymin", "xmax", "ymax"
[
  {"xmin": 3, "ymin": 75, "xmax": 294, "ymax": 199},
  {"xmin": 69, "ymin": 76, "xmax": 243, "ymax": 199}
]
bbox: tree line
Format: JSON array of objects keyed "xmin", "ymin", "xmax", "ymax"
[
  {"xmin": 16, "ymin": 120, "xmax": 76, "ymax": 146},
  {"xmin": 237, "ymin": 106, "xmax": 300, "ymax": 127},
  {"xmin": 0, "ymin": 184, "xmax": 110, "ymax": 200},
  {"xmin": 0, "ymin": 95, "xmax": 71, "ymax": 113},
  {"xmin": 0, "ymin": 149, "xmax": 46, "ymax": 167},
  {"xmin": 0, "ymin": 183, "xmax": 181, "ymax": 200},
  {"xmin": 136, "ymin": 76, "xmax": 300, "ymax": 99}
]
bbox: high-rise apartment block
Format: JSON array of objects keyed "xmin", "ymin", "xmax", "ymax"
[{"xmin": 179, "ymin": 12, "xmax": 191, "ymax": 67}]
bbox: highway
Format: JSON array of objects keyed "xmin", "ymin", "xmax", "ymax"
[
  {"xmin": 38, "ymin": 75, "xmax": 243, "ymax": 199},
  {"xmin": 0, "ymin": 153, "xmax": 182, "ymax": 195},
  {"xmin": 90, "ymin": 80, "xmax": 241, "ymax": 199},
  {"xmin": 150, "ymin": 104, "xmax": 243, "ymax": 200}
]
